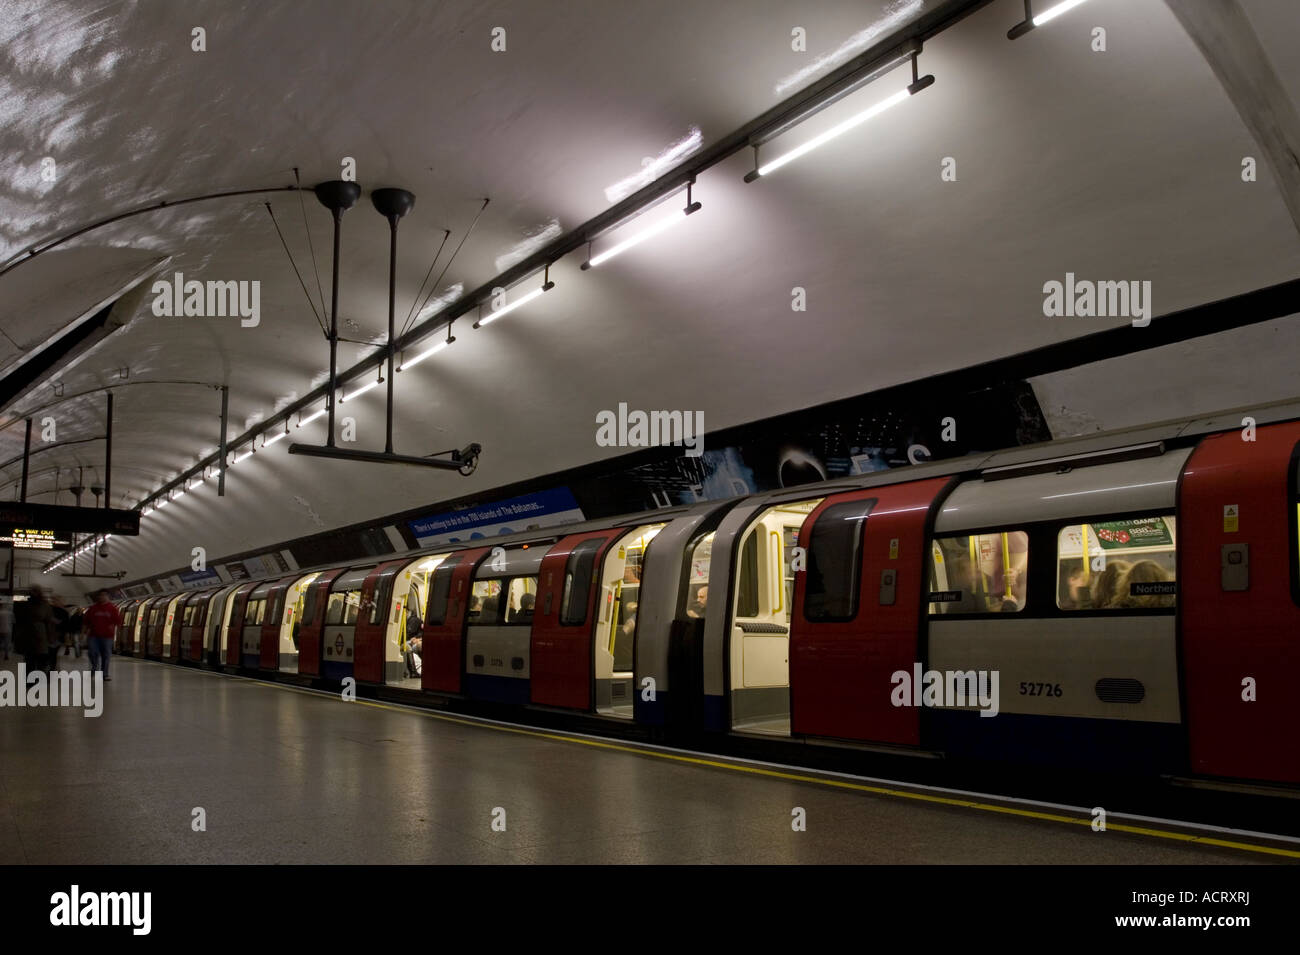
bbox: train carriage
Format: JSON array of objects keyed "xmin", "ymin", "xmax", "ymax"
[{"xmin": 126, "ymin": 401, "xmax": 1300, "ymax": 789}]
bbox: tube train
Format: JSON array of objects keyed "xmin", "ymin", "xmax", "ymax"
[{"xmin": 114, "ymin": 403, "xmax": 1300, "ymax": 789}]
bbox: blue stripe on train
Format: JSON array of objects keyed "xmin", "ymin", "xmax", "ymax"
[
  {"xmin": 322, "ymin": 660, "xmax": 352, "ymax": 681},
  {"xmin": 925, "ymin": 710, "xmax": 1185, "ymax": 772},
  {"xmin": 241, "ymin": 653, "xmax": 259, "ymax": 669},
  {"xmin": 464, "ymin": 673, "xmax": 530, "ymax": 705}
]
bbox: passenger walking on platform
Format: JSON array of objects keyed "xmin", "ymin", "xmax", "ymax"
[
  {"xmin": 0, "ymin": 597, "xmax": 13, "ymax": 661},
  {"xmin": 14, "ymin": 586, "xmax": 56, "ymax": 672},
  {"xmin": 83, "ymin": 590, "xmax": 121, "ymax": 681},
  {"xmin": 59, "ymin": 603, "xmax": 84, "ymax": 658}
]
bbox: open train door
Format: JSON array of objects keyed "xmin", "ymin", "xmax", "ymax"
[
  {"xmin": 257, "ymin": 576, "xmax": 295, "ymax": 670},
  {"xmin": 223, "ymin": 582, "xmax": 256, "ymax": 666},
  {"xmin": 531, "ymin": 529, "xmax": 624, "ymax": 710},
  {"xmin": 790, "ymin": 477, "xmax": 954, "ymax": 745},
  {"xmin": 353, "ymin": 559, "xmax": 410, "ymax": 684},
  {"xmin": 296, "ymin": 568, "xmax": 345, "ymax": 678},
  {"xmin": 1180, "ymin": 422, "xmax": 1300, "ymax": 784},
  {"xmin": 422, "ymin": 547, "xmax": 491, "ymax": 694}
]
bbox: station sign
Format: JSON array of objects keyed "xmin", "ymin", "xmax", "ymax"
[
  {"xmin": 0, "ymin": 528, "xmax": 72, "ymax": 551},
  {"xmin": 0, "ymin": 502, "xmax": 140, "ymax": 537}
]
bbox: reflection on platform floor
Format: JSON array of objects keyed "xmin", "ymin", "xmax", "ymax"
[{"xmin": 0, "ymin": 657, "xmax": 1275, "ymax": 865}]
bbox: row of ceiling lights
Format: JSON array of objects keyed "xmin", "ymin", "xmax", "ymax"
[{"xmin": 60, "ymin": 0, "xmax": 1089, "ymax": 552}]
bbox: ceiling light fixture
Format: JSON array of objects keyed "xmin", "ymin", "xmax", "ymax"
[
  {"xmin": 473, "ymin": 265, "xmax": 555, "ymax": 328},
  {"xmin": 1007, "ymin": 0, "xmax": 1090, "ymax": 39},
  {"xmin": 745, "ymin": 50, "xmax": 932, "ymax": 182},
  {"xmin": 340, "ymin": 378, "xmax": 380, "ymax": 403},
  {"xmin": 399, "ymin": 339, "xmax": 448, "ymax": 371},
  {"xmin": 580, "ymin": 180, "xmax": 701, "ymax": 269}
]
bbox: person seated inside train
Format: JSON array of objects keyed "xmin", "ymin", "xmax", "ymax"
[
  {"xmin": 1110, "ymin": 560, "xmax": 1175, "ymax": 610},
  {"xmin": 619, "ymin": 601, "xmax": 638, "ymax": 640},
  {"xmin": 1089, "ymin": 560, "xmax": 1132, "ymax": 609},
  {"xmin": 404, "ymin": 634, "xmax": 423, "ymax": 678},
  {"xmin": 686, "ymin": 585, "xmax": 708, "ymax": 618},
  {"xmin": 468, "ymin": 595, "xmax": 489, "ymax": 624},
  {"xmin": 510, "ymin": 593, "xmax": 535, "ymax": 624},
  {"xmin": 1057, "ymin": 561, "xmax": 1093, "ymax": 610}
]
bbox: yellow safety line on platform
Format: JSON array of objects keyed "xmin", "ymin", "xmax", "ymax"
[{"xmin": 181, "ymin": 663, "xmax": 1300, "ymax": 860}]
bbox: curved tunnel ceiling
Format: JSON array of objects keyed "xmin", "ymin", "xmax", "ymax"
[{"xmin": 1, "ymin": 0, "xmax": 1299, "ymax": 591}]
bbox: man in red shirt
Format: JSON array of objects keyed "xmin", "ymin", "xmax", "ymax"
[{"xmin": 82, "ymin": 590, "xmax": 122, "ymax": 681}]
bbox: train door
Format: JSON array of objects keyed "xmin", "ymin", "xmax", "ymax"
[
  {"xmin": 223, "ymin": 583, "xmax": 256, "ymax": 666},
  {"xmin": 178, "ymin": 591, "xmax": 207, "ymax": 661},
  {"xmin": 145, "ymin": 599, "xmax": 168, "ymax": 657},
  {"xmin": 1180, "ymin": 422, "xmax": 1300, "ymax": 784},
  {"xmin": 530, "ymin": 530, "xmax": 624, "ymax": 711},
  {"xmin": 369, "ymin": 553, "xmax": 450, "ymax": 687},
  {"xmin": 183, "ymin": 591, "xmax": 207, "ymax": 661},
  {"xmin": 118, "ymin": 600, "xmax": 139, "ymax": 653},
  {"xmin": 162, "ymin": 594, "xmax": 186, "ymax": 659},
  {"xmin": 790, "ymin": 478, "xmax": 953, "ymax": 744},
  {"xmin": 132, "ymin": 597, "xmax": 153, "ymax": 653},
  {"xmin": 593, "ymin": 523, "xmax": 665, "ymax": 717},
  {"xmin": 725, "ymin": 499, "xmax": 824, "ymax": 736},
  {"xmin": 205, "ymin": 585, "xmax": 237, "ymax": 665},
  {"xmin": 296, "ymin": 569, "xmax": 345, "ymax": 677},
  {"xmin": 353, "ymin": 560, "xmax": 411, "ymax": 684},
  {"xmin": 274, "ymin": 572, "xmax": 321, "ymax": 674},
  {"xmin": 239, "ymin": 582, "xmax": 275, "ymax": 668},
  {"xmin": 321, "ymin": 567, "xmax": 372, "ymax": 681},
  {"xmin": 464, "ymin": 545, "xmax": 546, "ymax": 704},
  {"xmin": 422, "ymin": 548, "xmax": 491, "ymax": 694},
  {"xmin": 257, "ymin": 577, "xmax": 294, "ymax": 670}
]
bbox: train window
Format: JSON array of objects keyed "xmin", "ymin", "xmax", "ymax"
[
  {"xmin": 685, "ymin": 532, "xmax": 713, "ymax": 618},
  {"xmin": 341, "ymin": 591, "xmax": 362, "ymax": 626},
  {"xmin": 325, "ymin": 591, "xmax": 362, "ymax": 626},
  {"xmin": 325, "ymin": 593, "xmax": 345, "ymax": 625},
  {"xmin": 244, "ymin": 599, "xmax": 265, "ymax": 626},
  {"xmin": 736, "ymin": 530, "xmax": 760, "ymax": 618},
  {"xmin": 1056, "ymin": 517, "xmax": 1176, "ymax": 610},
  {"xmin": 302, "ymin": 584, "xmax": 320, "ymax": 627},
  {"xmin": 560, "ymin": 539, "xmax": 603, "ymax": 626},
  {"xmin": 504, "ymin": 577, "xmax": 539, "ymax": 625},
  {"xmin": 425, "ymin": 556, "xmax": 460, "ymax": 626},
  {"xmin": 469, "ymin": 579, "xmax": 503, "ymax": 624},
  {"xmin": 927, "ymin": 531, "xmax": 1029, "ymax": 614},
  {"xmin": 804, "ymin": 499, "xmax": 875, "ymax": 622}
]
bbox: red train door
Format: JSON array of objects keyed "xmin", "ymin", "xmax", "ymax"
[
  {"xmin": 790, "ymin": 477, "xmax": 954, "ymax": 744},
  {"xmin": 531, "ymin": 530, "xmax": 623, "ymax": 710},
  {"xmin": 423, "ymin": 548, "xmax": 491, "ymax": 694},
  {"xmin": 223, "ymin": 583, "xmax": 256, "ymax": 666},
  {"xmin": 354, "ymin": 560, "xmax": 408, "ymax": 684},
  {"xmin": 297, "ymin": 569, "xmax": 345, "ymax": 677},
  {"xmin": 1180, "ymin": 422, "xmax": 1300, "ymax": 784},
  {"xmin": 190, "ymin": 591, "xmax": 214, "ymax": 661},
  {"xmin": 258, "ymin": 577, "xmax": 294, "ymax": 670}
]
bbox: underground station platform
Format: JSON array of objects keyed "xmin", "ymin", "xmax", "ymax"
[
  {"xmin": 3, "ymin": 654, "xmax": 1293, "ymax": 868},
  {"xmin": 3, "ymin": 0, "xmax": 1300, "ymax": 937}
]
